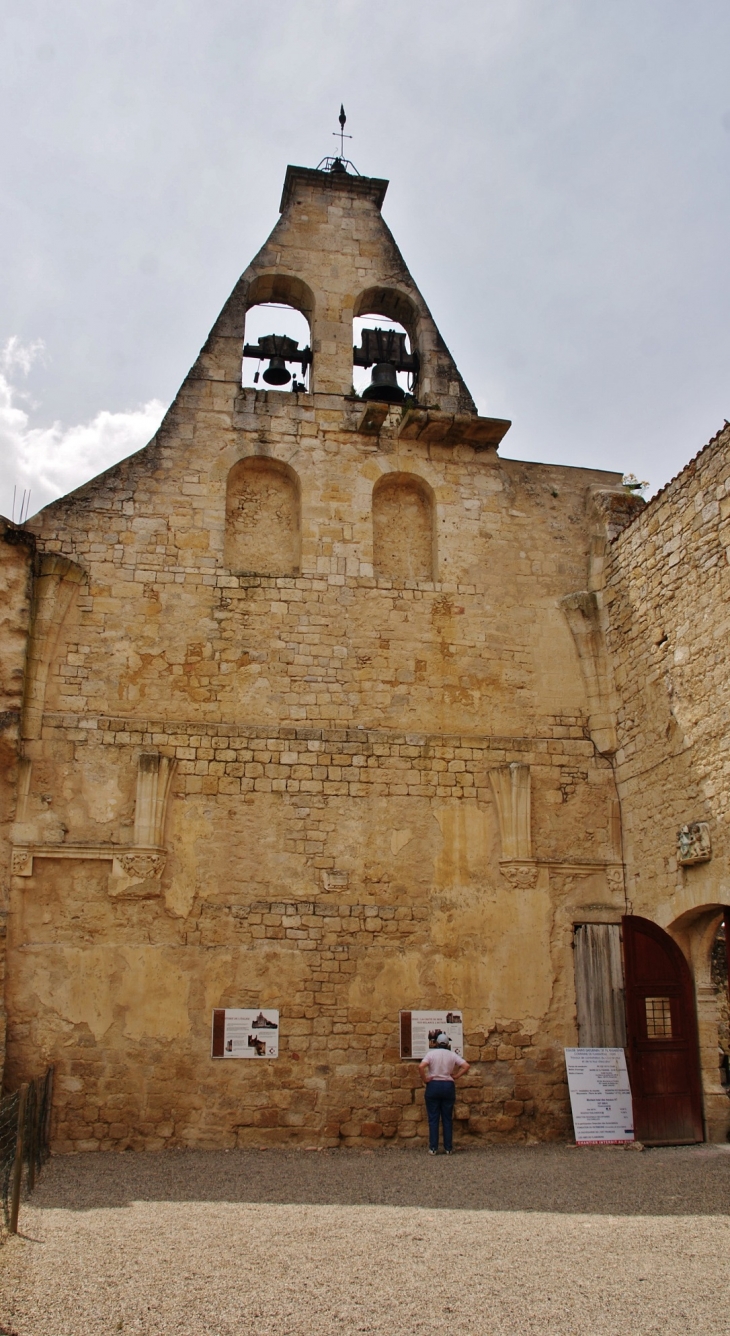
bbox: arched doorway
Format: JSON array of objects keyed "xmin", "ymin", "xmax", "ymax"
[
  {"xmin": 668, "ymin": 903, "xmax": 730, "ymax": 1143},
  {"xmin": 622, "ymin": 915, "xmax": 704, "ymax": 1144}
]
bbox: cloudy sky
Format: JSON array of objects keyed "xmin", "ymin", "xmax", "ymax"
[{"xmin": 2, "ymin": 1, "xmax": 729, "ymax": 518}]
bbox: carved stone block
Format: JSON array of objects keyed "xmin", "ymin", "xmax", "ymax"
[
  {"xmin": 500, "ymin": 862, "xmax": 539, "ymax": 890},
  {"xmin": 109, "ymin": 851, "xmax": 166, "ymax": 899},
  {"xmin": 677, "ymin": 822, "xmax": 711, "ymax": 866},
  {"xmin": 11, "ymin": 849, "xmax": 33, "ymax": 877},
  {"xmin": 605, "ymin": 866, "xmax": 626, "ymax": 894},
  {"xmin": 117, "ymin": 853, "xmax": 166, "ymax": 880}
]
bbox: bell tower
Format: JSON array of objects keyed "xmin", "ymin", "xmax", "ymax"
[
  {"xmin": 7, "ymin": 132, "xmax": 641, "ymax": 1157},
  {"xmin": 191, "ymin": 157, "xmax": 509, "ymax": 446}
]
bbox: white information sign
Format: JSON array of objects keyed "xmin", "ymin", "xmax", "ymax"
[
  {"xmin": 400, "ymin": 1010, "xmax": 464, "ymax": 1060},
  {"xmin": 211, "ymin": 1009, "xmax": 279, "ymax": 1059},
  {"xmin": 564, "ymin": 1047, "xmax": 634, "ymax": 1145}
]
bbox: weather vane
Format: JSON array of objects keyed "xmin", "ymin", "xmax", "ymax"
[
  {"xmin": 316, "ymin": 105, "xmax": 359, "ymax": 175},
  {"xmin": 333, "ymin": 104, "xmax": 352, "ymax": 160}
]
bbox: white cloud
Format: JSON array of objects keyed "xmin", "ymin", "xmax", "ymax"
[{"xmin": 0, "ymin": 338, "xmax": 167, "ymax": 521}]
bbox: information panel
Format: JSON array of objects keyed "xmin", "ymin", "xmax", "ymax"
[
  {"xmin": 400, "ymin": 1010, "xmax": 464, "ymax": 1060},
  {"xmin": 564, "ymin": 1047, "xmax": 634, "ymax": 1145},
  {"xmin": 211, "ymin": 1009, "xmax": 279, "ymax": 1059}
]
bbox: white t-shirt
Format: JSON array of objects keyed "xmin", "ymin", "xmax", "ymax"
[{"xmin": 420, "ymin": 1048, "xmax": 467, "ymax": 1082}]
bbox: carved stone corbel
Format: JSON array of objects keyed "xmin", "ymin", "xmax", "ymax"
[
  {"xmin": 109, "ymin": 849, "xmax": 167, "ymax": 899},
  {"xmin": 499, "ymin": 862, "xmax": 539, "ymax": 891},
  {"xmin": 605, "ymin": 865, "xmax": 626, "ymax": 895},
  {"xmin": 10, "ymin": 849, "xmax": 34, "ymax": 878}
]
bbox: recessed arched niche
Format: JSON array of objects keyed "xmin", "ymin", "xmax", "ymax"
[
  {"xmin": 242, "ymin": 274, "xmax": 314, "ymax": 393},
  {"xmin": 353, "ymin": 287, "xmax": 420, "ymax": 402},
  {"xmin": 372, "ymin": 473, "xmax": 435, "ymax": 582},
  {"xmin": 225, "ymin": 457, "xmax": 301, "ymax": 576}
]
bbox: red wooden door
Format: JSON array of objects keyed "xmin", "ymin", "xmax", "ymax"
[{"xmin": 622, "ymin": 915, "xmax": 703, "ymax": 1144}]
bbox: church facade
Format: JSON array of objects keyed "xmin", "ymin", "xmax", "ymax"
[{"xmin": 1, "ymin": 163, "xmax": 728, "ymax": 1149}]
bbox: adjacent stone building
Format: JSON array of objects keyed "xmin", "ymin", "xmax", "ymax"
[{"xmin": 1, "ymin": 160, "xmax": 728, "ymax": 1149}]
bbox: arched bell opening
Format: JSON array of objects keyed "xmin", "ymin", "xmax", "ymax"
[
  {"xmin": 353, "ymin": 287, "xmax": 420, "ymax": 404},
  {"xmin": 241, "ymin": 275, "xmax": 314, "ymax": 394}
]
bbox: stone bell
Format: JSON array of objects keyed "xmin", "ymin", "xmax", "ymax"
[
  {"xmin": 262, "ymin": 355, "xmax": 292, "ymax": 387},
  {"xmin": 361, "ymin": 362, "xmax": 405, "ymax": 404}
]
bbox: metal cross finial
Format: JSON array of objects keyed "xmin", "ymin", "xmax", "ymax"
[{"xmin": 333, "ymin": 104, "xmax": 352, "ymax": 159}]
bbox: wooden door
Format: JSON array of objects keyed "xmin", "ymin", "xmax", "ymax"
[
  {"xmin": 622, "ymin": 915, "xmax": 703, "ymax": 1144},
  {"xmin": 574, "ymin": 924, "xmax": 627, "ymax": 1048}
]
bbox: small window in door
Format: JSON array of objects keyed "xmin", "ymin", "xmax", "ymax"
[{"xmin": 645, "ymin": 996, "xmax": 672, "ymax": 1038}]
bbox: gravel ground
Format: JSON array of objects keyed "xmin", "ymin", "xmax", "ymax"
[{"xmin": 1, "ymin": 1144, "xmax": 730, "ymax": 1335}]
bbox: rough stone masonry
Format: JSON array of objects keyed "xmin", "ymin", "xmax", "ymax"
[{"xmin": 1, "ymin": 161, "xmax": 728, "ymax": 1150}]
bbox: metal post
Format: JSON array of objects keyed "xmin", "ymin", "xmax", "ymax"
[
  {"xmin": 43, "ymin": 1066, "xmax": 54, "ymax": 1161},
  {"xmin": 27, "ymin": 1081, "xmax": 36, "ymax": 1193},
  {"xmin": 9, "ymin": 1084, "xmax": 28, "ymax": 1235}
]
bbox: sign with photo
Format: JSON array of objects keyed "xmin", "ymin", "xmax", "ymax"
[
  {"xmin": 564, "ymin": 1047, "xmax": 634, "ymax": 1145},
  {"xmin": 211, "ymin": 1008, "xmax": 279, "ymax": 1059},
  {"xmin": 399, "ymin": 1010, "xmax": 464, "ymax": 1060}
]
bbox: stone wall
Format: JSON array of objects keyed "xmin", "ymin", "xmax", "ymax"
[
  {"xmin": 604, "ymin": 421, "xmax": 730, "ymax": 1138},
  {"xmin": 3, "ymin": 164, "xmax": 632, "ymax": 1149},
  {"xmin": 5, "ymin": 710, "xmax": 622, "ymax": 1149},
  {"xmin": 0, "ymin": 522, "xmax": 35, "ymax": 1078}
]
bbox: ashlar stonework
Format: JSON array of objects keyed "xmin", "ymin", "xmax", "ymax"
[{"xmin": 1, "ymin": 163, "xmax": 728, "ymax": 1150}]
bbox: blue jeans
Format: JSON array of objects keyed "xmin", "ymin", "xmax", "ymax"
[{"xmin": 424, "ymin": 1080, "xmax": 456, "ymax": 1151}]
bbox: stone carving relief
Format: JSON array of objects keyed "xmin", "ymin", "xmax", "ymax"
[
  {"xmin": 109, "ymin": 850, "xmax": 167, "ymax": 899},
  {"xmin": 133, "ymin": 753, "xmax": 176, "ymax": 848},
  {"xmin": 107, "ymin": 752, "xmax": 176, "ymax": 896},
  {"xmin": 677, "ymin": 822, "xmax": 711, "ymax": 866},
  {"xmin": 500, "ymin": 863, "xmax": 539, "ymax": 891},
  {"xmin": 605, "ymin": 865, "xmax": 626, "ymax": 895},
  {"xmin": 489, "ymin": 763, "xmax": 532, "ymax": 861},
  {"xmin": 11, "ymin": 752, "xmax": 176, "ymax": 895},
  {"xmin": 10, "ymin": 849, "xmax": 33, "ymax": 877},
  {"xmin": 117, "ymin": 853, "xmax": 166, "ymax": 879},
  {"xmin": 490, "ymin": 764, "xmax": 538, "ymax": 888}
]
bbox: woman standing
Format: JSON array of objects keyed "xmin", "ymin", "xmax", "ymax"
[{"xmin": 419, "ymin": 1032, "xmax": 470, "ymax": 1154}]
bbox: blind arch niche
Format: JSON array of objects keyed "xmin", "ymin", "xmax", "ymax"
[
  {"xmin": 225, "ymin": 457, "xmax": 301, "ymax": 576},
  {"xmin": 372, "ymin": 473, "xmax": 435, "ymax": 582}
]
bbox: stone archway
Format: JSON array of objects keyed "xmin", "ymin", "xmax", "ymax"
[{"xmin": 667, "ymin": 904, "xmax": 730, "ymax": 1142}]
